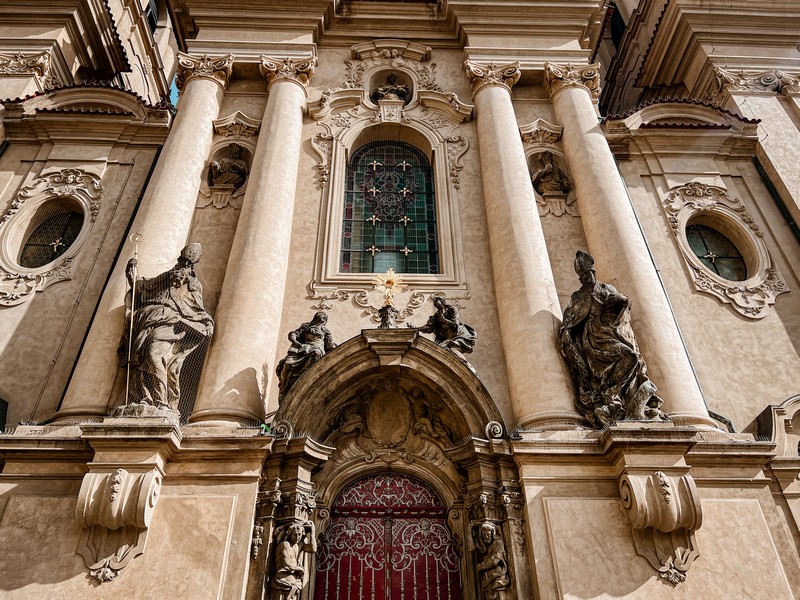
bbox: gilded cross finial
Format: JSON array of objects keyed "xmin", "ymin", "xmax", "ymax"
[
  {"xmin": 371, "ymin": 267, "xmax": 407, "ymax": 307},
  {"xmin": 397, "ymin": 160, "xmax": 411, "ymax": 171},
  {"xmin": 368, "ymin": 160, "xmax": 382, "ymax": 170},
  {"xmin": 366, "ymin": 215, "xmax": 381, "ymax": 225},
  {"xmin": 366, "ymin": 245, "xmax": 381, "ymax": 256},
  {"xmin": 399, "ymin": 215, "xmax": 412, "ymax": 225},
  {"xmin": 400, "ymin": 188, "xmax": 411, "ymax": 197},
  {"xmin": 401, "ymin": 247, "xmax": 413, "ymax": 256},
  {"xmin": 368, "ymin": 187, "xmax": 379, "ymax": 196}
]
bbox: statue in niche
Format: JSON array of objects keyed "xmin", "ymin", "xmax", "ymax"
[
  {"xmin": 531, "ymin": 151, "xmax": 578, "ymax": 217},
  {"xmin": 472, "ymin": 522, "xmax": 510, "ymax": 600},
  {"xmin": 420, "ymin": 297, "xmax": 477, "ymax": 359},
  {"xmin": 207, "ymin": 143, "xmax": 249, "ymax": 191},
  {"xmin": 371, "ymin": 72, "xmax": 410, "ymax": 104},
  {"xmin": 559, "ymin": 251, "xmax": 668, "ymax": 428},
  {"xmin": 119, "ymin": 243, "xmax": 214, "ymax": 411},
  {"xmin": 270, "ymin": 521, "xmax": 316, "ymax": 600},
  {"xmin": 276, "ymin": 311, "xmax": 336, "ymax": 399}
]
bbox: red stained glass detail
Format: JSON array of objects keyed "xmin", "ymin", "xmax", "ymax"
[{"xmin": 315, "ymin": 473, "xmax": 462, "ymax": 600}]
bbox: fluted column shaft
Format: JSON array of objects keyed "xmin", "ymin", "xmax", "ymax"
[
  {"xmin": 56, "ymin": 53, "xmax": 232, "ymax": 422},
  {"xmin": 545, "ymin": 62, "xmax": 717, "ymax": 429},
  {"xmin": 465, "ymin": 61, "xmax": 580, "ymax": 431},
  {"xmin": 191, "ymin": 56, "xmax": 316, "ymax": 426}
]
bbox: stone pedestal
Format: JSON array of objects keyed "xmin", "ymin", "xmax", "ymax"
[
  {"xmin": 55, "ymin": 54, "xmax": 233, "ymax": 423},
  {"xmin": 544, "ymin": 62, "xmax": 717, "ymax": 430},
  {"xmin": 191, "ymin": 56, "xmax": 316, "ymax": 426},
  {"xmin": 464, "ymin": 60, "xmax": 581, "ymax": 431}
]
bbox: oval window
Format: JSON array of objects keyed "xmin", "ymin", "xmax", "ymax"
[
  {"xmin": 18, "ymin": 210, "xmax": 84, "ymax": 268},
  {"xmin": 686, "ymin": 223, "xmax": 747, "ymax": 281}
]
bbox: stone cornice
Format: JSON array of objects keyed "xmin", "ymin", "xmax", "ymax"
[
  {"xmin": 175, "ymin": 52, "xmax": 234, "ymax": 91},
  {"xmin": 543, "ymin": 62, "xmax": 601, "ymax": 100},
  {"xmin": 463, "ymin": 60, "xmax": 521, "ymax": 95},
  {"xmin": 259, "ymin": 56, "xmax": 317, "ymax": 92}
]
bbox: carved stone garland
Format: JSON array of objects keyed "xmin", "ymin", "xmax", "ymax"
[
  {"xmin": 0, "ymin": 168, "xmax": 103, "ymax": 306},
  {"xmin": 663, "ymin": 182, "xmax": 787, "ymax": 318},
  {"xmin": 619, "ymin": 471, "xmax": 703, "ymax": 585}
]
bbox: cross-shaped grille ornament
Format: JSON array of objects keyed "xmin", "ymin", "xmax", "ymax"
[
  {"xmin": 366, "ymin": 245, "xmax": 381, "ymax": 256},
  {"xmin": 398, "ymin": 215, "xmax": 412, "ymax": 225},
  {"xmin": 400, "ymin": 188, "xmax": 411, "ymax": 197},
  {"xmin": 50, "ymin": 238, "xmax": 65, "ymax": 252},
  {"xmin": 368, "ymin": 186, "xmax": 379, "ymax": 196},
  {"xmin": 368, "ymin": 160, "xmax": 382, "ymax": 170},
  {"xmin": 703, "ymin": 251, "xmax": 718, "ymax": 263},
  {"xmin": 401, "ymin": 246, "xmax": 413, "ymax": 256},
  {"xmin": 366, "ymin": 214, "xmax": 381, "ymax": 225},
  {"xmin": 397, "ymin": 160, "xmax": 411, "ymax": 171}
]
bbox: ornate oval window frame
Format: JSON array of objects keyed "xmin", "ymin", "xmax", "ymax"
[
  {"xmin": 663, "ymin": 182, "xmax": 787, "ymax": 319},
  {"xmin": 0, "ymin": 168, "xmax": 103, "ymax": 306}
]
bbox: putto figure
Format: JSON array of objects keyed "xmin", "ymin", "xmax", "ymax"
[
  {"xmin": 270, "ymin": 521, "xmax": 316, "ymax": 600},
  {"xmin": 559, "ymin": 251, "xmax": 668, "ymax": 428},
  {"xmin": 473, "ymin": 522, "xmax": 510, "ymax": 600},
  {"xmin": 276, "ymin": 311, "xmax": 336, "ymax": 399},
  {"xmin": 120, "ymin": 243, "xmax": 214, "ymax": 411},
  {"xmin": 420, "ymin": 296, "xmax": 477, "ymax": 359}
]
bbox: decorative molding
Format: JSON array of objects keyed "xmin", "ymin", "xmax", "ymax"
[
  {"xmin": 0, "ymin": 169, "xmax": 103, "ymax": 306},
  {"xmin": 259, "ymin": 56, "xmax": 316, "ymax": 90},
  {"xmin": 310, "ymin": 132, "xmax": 334, "ymax": 189},
  {"xmin": 446, "ymin": 135, "xmax": 468, "ymax": 189},
  {"xmin": 663, "ymin": 182, "xmax": 788, "ymax": 318},
  {"xmin": 175, "ymin": 52, "xmax": 234, "ymax": 91},
  {"xmin": 707, "ymin": 67, "xmax": 800, "ymax": 104},
  {"xmin": 76, "ymin": 467, "xmax": 163, "ymax": 582},
  {"xmin": 213, "ymin": 111, "xmax": 261, "ymax": 139},
  {"xmin": 0, "ymin": 50, "xmax": 59, "ymax": 89},
  {"xmin": 350, "ymin": 40, "xmax": 432, "ymax": 62},
  {"xmin": 519, "ymin": 119, "xmax": 563, "ymax": 148},
  {"xmin": 543, "ymin": 62, "xmax": 601, "ymax": 100},
  {"xmin": 463, "ymin": 60, "xmax": 521, "ymax": 95},
  {"xmin": 619, "ymin": 471, "xmax": 702, "ymax": 585}
]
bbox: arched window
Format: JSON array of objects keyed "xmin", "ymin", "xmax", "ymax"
[
  {"xmin": 340, "ymin": 140, "xmax": 438, "ymax": 274},
  {"xmin": 19, "ymin": 210, "xmax": 84, "ymax": 269}
]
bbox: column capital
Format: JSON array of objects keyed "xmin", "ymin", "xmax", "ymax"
[
  {"xmin": 464, "ymin": 60, "xmax": 521, "ymax": 95},
  {"xmin": 543, "ymin": 62, "xmax": 600, "ymax": 101},
  {"xmin": 175, "ymin": 52, "xmax": 234, "ymax": 91},
  {"xmin": 707, "ymin": 66, "xmax": 800, "ymax": 104},
  {"xmin": 259, "ymin": 56, "xmax": 317, "ymax": 92}
]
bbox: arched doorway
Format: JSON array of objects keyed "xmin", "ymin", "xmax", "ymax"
[{"xmin": 314, "ymin": 472, "xmax": 463, "ymax": 600}]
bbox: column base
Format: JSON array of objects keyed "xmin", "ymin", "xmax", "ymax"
[
  {"xmin": 50, "ymin": 406, "xmax": 109, "ymax": 425},
  {"xmin": 188, "ymin": 407, "xmax": 264, "ymax": 428},
  {"xmin": 668, "ymin": 411, "xmax": 725, "ymax": 431},
  {"xmin": 514, "ymin": 409, "xmax": 589, "ymax": 433}
]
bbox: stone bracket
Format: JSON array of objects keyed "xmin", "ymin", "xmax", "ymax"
[
  {"xmin": 619, "ymin": 470, "xmax": 703, "ymax": 585},
  {"xmin": 74, "ymin": 417, "xmax": 180, "ymax": 583}
]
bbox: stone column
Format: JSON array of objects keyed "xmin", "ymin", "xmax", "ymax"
[
  {"xmin": 191, "ymin": 56, "xmax": 316, "ymax": 426},
  {"xmin": 55, "ymin": 53, "xmax": 233, "ymax": 422},
  {"xmin": 464, "ymin": 61, "xmax": 581, "ymax": 431},
  {"xmin": 544, "ymin": 62, "xmax": 717, "ymax": 429}
]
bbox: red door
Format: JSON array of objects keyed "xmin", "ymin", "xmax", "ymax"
[{"xmin": 314, "ymin": 473, "xmax": 463, "ymax": 600}]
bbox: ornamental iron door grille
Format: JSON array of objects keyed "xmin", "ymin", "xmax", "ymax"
[{"xmin": 314, "ymin": 473, "xmax": 462, "ymax": 600}]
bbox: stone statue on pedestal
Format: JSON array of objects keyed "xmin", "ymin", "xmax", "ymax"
[
  {"xmin": 270, "ymin": 521, "xmax": 316, "ymax": 600},
  {"xmin": 473, "ymin": 522, "xmax": 510, "ymax": 600},
  {"xmin": 119, "ymin": 243, "xmax": 213, "ymax": 412},
  {"xmin": 420, "ymin": 297, "xmax": 477, "ymax": 358},
  {"xmin": 276, "ymin": 312, "xmax": 336, "ymax": 399},
  {"xmin": 559, "ymin": 251, "xmax": 668, "ymax": 428}
]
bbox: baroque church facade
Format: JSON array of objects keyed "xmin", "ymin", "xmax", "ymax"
[{"xmin": 0, "ymin": 0, "xmax": 799, "ymax": 598}]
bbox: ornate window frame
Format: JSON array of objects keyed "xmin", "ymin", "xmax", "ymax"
[
  {"xmin": 306, "ymin": 41, "xmax": 472, "ymax": 306},
  {"xmin": 0, "ymin": 168, "xmax": 103, "ymax": 306},
  {"xmin": 663, "ymin": 182, "xmax": 787, "ymax": 319}
]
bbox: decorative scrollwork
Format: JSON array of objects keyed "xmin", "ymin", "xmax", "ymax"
[{"xmin": 544, "ymin": 62, "xmax": 601, "ymax": 99}]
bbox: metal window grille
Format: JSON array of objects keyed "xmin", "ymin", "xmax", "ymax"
[
  {"xmin": 19, "ymin": 210, "xmax": 83, "ymax": 269},
  {"xmin": 686, "ymin": 223, "xmax": 747, "ymax": 281},
  {"xmin": 341, "ymin": 140, "xmax": 439, "ymax": 274}
]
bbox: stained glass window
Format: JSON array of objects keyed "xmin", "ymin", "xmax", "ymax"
[
  {"xmin": 341, "ymin": 140, "xmax": 438, "ymax": 274},
  {"xmin": 19, "ymin": 210, "xmax": 83, "ymax": 269},
  {"xmin": 686, "ymin": 223, "xmax": 747, "ymax": 281}
]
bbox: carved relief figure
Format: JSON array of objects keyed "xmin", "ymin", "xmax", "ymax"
[
  {"xmin": 276, "ymin": 311, "xmax": 336, "ymax": 399},
  {"xmin": 119, "ymin": 243, "xmax": 214, "ymax": 410},
  {"xmin": 270, "ymin": 521, "xmax": 316, "ymax": 600},
  {"xmin": 371, "ymin": 72, "xmax": 410, "ymax": 104},
  {"xmin": 421, "ymin": 297, "xmax": 477, "ymax": 357},
  {"xmin": 473, "ymin": 522, "xmax": 510, "ymax": 600},
  {"xmin": 531, "ymin": 151, "xmax": 570, "ymax": 196},
  {"xmin": 559, "ymin": 251, "xmax": 668, "ymax": 428},
  {"xmin": 207, "ymin": 143, "xmax": 249, "ymax": 191}
]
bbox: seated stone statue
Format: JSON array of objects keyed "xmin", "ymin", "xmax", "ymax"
[
  {"xmin": 473, "ymin": 522, "xmax": 510, "ymax": 600},
  {"xmin": 119, "ymin": 243, "xmax": 214, "ymax": 411},
  {"xmin": 207, "ymin": 144, "xmax": 249, "ymax": 191},
  {"xmin": 270, "ymin": 521, "xmax": 316, "ymax": 600},
  {"xmin": 370, "ymin": 73, "xmax": 410, "ymax": 104},
  {"xmin": 420, "ymin": 296, "xmax": 477, "ymax": 358},
  {"xmin": 559, "ymin": 251, "xmax": 667, "ymax": 428},
  {"xmin": 276, "ymin": 311, "xmax": 336, "ymax": 399}
]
